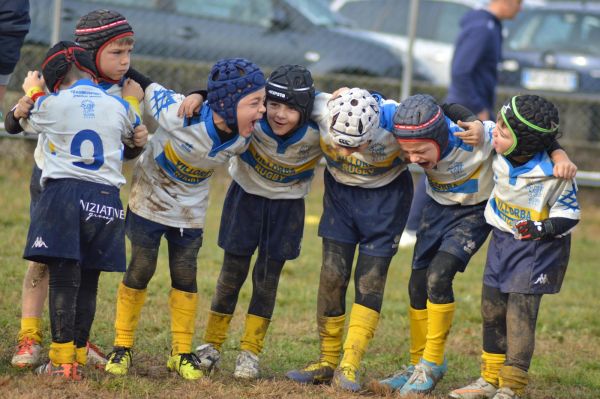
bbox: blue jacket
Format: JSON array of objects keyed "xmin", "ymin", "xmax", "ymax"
[
  {"xmin": 446, "ymin": 9, "xmax": 502, "ymax": 116},
  {"xmin": 0, "ymin": 0, "xmax": 31, "ymax": 75}
]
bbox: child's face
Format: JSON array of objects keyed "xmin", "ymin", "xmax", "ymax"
[
  {"xmin": 266, "ymin": 100, "xmax": 301, "ymax": 136},
  {"xmin": 397, "ymin": 140, "xmax": 439, "ymax": 169},
  {"xmin": 331, "ymin": 141, "xmax": 369, "ymax": 157},
  {"xmin": 493, "ymin": 115, "xmax": 515, "ymax": 155},
  {"xmin": 236, "ymin": 88, "xmax": 267, "ymax": 137},
  {"xmin": 98, "ymin": 41, "xmax": 133, "ymax": 81}
]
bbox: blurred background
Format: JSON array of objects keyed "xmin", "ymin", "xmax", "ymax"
[{"xmin": 3, "ymin": 0, "xmax": 600, "ymax": 171}]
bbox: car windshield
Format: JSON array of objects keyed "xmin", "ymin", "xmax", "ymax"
[
  {"xmin": 337, "ymin": 0, "xmax": 470, "ymax": 44},
  {"xmin": 285, "ymin": 0, "xmax": 345, "ymax": 26},
  {"xmin": 506, "ymin": 9, "xmax": 600, "ymax": 55}
]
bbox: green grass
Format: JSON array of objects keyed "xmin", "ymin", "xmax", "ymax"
[{"xmin": 1, "ymin": 140, "xmax": 599, "ymax": 398}]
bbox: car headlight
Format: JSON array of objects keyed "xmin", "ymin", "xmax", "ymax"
[{"xmin": 501, "ymin": 59, "xmax": 519, "ymax": 72}]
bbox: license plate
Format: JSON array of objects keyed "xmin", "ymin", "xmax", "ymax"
[{"xmin": 522, "ymin": 68, "xmax": 578, "ymax": 92}]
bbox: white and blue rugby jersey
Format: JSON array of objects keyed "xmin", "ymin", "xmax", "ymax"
[
  {"xmin": 314, "ymin": 93, "xmax": 407, "ymax": 188},
  {"xmin": 21, "ymin": 79, "xmax": 140, "ymax": 188},
  {"xmin": 485, "ymin": 151, "xmax": 580, "ymax": 235},
  {"xmin": 229, "ymin": 115, "xmax": 323, "ymax": 199},
  {"xmin": 31, "ymin": 78, "xmax": 145, "ymax": 170},
  {"xmin": 423, "ymin": 120, "xmax": 496, "ymax": 205},
  {"xmin": 129, "ymin": 82, "xmax": 249, "ymax": 229}
]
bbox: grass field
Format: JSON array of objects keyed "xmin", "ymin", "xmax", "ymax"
[{"xmin": 1, "ymin": 141, "xmax": 599, "ymax": 399}]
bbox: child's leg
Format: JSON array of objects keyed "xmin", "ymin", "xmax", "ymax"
[
  {"xmin": 19, "ymin": 261, "xmax": 48, "ymax": 342},
  {"xmin": 240, "ymin": 252, "xmax": 284, "ymax": 355},
  {"xmin": 47, "ymin": 259, "xmax": 80, "ymax": 366},
  {"xmin": 286, "ymin": 238, "xmax": 354, "ymax": 384},
  {"xmin": 499, "ymin": 293, "xmax": 542, "ymax": 396},
  {"xmin": 408, "ymin": 268, "xmax": 428, "ymax": 365},
  {"xmin": 12, "ymin": 262, "xmax": 48, "ymax": 368},
  {"xmin": 481, "ymin": 284, "xmax": 508, "ymax": 386},
  {"xmin": 167, "ymin": 241, "xmax": 201, "ymax": 355},
  {"xmin": 74, "ymin": 269, "xmax": 101, "ymax": 365},
  {"xmin": 338, "ymin": 252, "xmax": 391, "ymax": 376},
  {"xmin": 422, "ymin": 251, "xmax": 462, "ymax": 366},
  {"xmin": 113, "ymin": 244, "xmax": 158, "ymax": 349},
  {"xmin": 204, "ymin": 252, "xmax": 251, "ymax": 350}
]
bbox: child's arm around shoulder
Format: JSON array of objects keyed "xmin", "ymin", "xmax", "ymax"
[{"xmin": 548, "ymin": 142, "xmax": 577, "ymax": 180}]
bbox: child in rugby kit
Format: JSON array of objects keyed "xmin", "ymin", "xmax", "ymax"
[
  {"xmin": 374, "ymin": 95, "xmax": 576, "ymax": 396},
  {"xmin": 8, "ymin": 41, "xmax": 144, "ymax": 379},
  {"xmin": 192, "ymin": 65, "xmax": 322, "ymax": 379},
  {"xmin": 285, "ymin": 88, "xmax": 414, "ymax": 392},
  {"xmin": 103, "ymin": 58, "xmax": 266, "ymax": 380},
  {"xmin": 8, "ymin": 9, "xmax": 146, "ymax": 369},
  {"xmin": 449, "ymin": 95, "xmax": 579, "ymax": 399}
]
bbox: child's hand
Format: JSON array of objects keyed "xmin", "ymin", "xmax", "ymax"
[
  {"xmin": 454, "ymin": 120, "xmax": 484, "ymax": 145},
  {"xmin": 553, "ymin": 158, "xmax": 577, "ymax": 180},
  {"xmin": 177, "ymin": 93, "xmax": 203, "ymax": 118},
  {"xmin": 514, "ymin": 219, "xmax": 546, "ymax": 241},
  {"xmin": 22, "ymin": 71, "xmax": 45, "ymax": 94},
  {"xmin": 122, "ymin": 78, "xmax": 144, "ymax": 101},
  {"xmin": 13, "ymin": 95, "xmax": 34, "ymax": 119},
  {"xmin": 132, "ymin": 124, "xmax": 148, "ymax": 147}
]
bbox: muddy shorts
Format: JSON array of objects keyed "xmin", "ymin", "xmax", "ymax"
[
  {"xmin": 126, "ymin": 209, "xmax": 203, "ymax": 249},
  {"xmin": 484, "ymin": 228, "xmax": 571, "ymax": 294},
  {"xmin": 413, "ymin": 197, "xmax": 491, "ymax": 271},
  {"xmin": 24, "ymin": 178, "xmax": 125, "ymax": 272},
  {"xmin": 218, "ymin": 181, "xmax": 304, "ymax": 261},
  {"xmin": 318, "ymin": 168, "xmax": 413, "ymax": 257}
]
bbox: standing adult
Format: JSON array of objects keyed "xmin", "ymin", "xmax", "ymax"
[
  {"xmin": 446, "ymin": 0, "xmax": 522, "ymax": 121},
  {"xmin": 0, "ymin": 0, "xmax": 30, "ymax": 117}
]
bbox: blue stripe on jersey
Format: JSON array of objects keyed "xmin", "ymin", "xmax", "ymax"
[
  {"xmin": 259, "ymin": 118, "xmax": 311, "ymax": 154},
  {"xmin": 324, "ymin": 153, "xmax": 403, "ymax": 176},
  {"xmin": 155, "ymin": 151, "xmax": 213, "ymax": 184},
  {"xmin": 201, "ymin": 106, "xmax": 241, "ymax": 157},
  {"xmin": 430, "ymin": 178, "xmax": 479, "ymax": 194},
  {"xmin": 503, "ymin": 152, "xmax": 553, "ymax": 186}
]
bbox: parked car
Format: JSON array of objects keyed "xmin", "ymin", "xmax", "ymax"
[
  {"xmin": 26, "ymin": 0, "xmax": 433, "ymax": 82},
  {"xmin": 499, "ymin": 2, "xmax": 600, "ymax": 95},
  {"xmin": 331, "ymin": 0, "xmax": 484, "ymax": 87}
]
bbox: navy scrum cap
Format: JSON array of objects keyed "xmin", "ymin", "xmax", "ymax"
[
  {"xmin": 207, "ymin": 58, "xmax": 266, "ymax": 128},
  {"xmin": 393, "ymin": 94, "xmax": 449, "ymax": 160},
  {"xmin": 42, "ymin": 41, "xmax": 97, "ymax": 92}
]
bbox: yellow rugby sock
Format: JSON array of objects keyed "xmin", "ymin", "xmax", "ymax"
[
  {"xmin": 203, "ymin": 311, "xmax": 233, "ymax": 351},
  {"xmin": 169, "ymin": 288, "xmax": 198, "ymax": 354},
  {"xmin": 49, "ymin": 341, "xmax": 75, "ymax": 365},
  {"xmin": 19, "ymin": 317, "xmax": 43, "ymax": 343},
  {"xmin": 409, "ymin": 307, "xmax": 428, "ymax": 365},
  {"xmin": 240, "ymin": 314, "xmax": 271, "ymax": 355},
  {"xmin": 75, "ymin": 346, "xmax": 88, "ymax": 365},
  {"xmin": 318, "ymin": 314, "xmax": 346, "ymax": 367},
  {"xmin": 339, "ymin": 304, "xmax": 379, "ymax": 371},
  {"xmin": 113, "ymin": 282, "xmax": 147, "ymax": 348},
  {"xmin": 499, "ymin": 365, "xmax": 529, "ymax": 396},
  {"xmin": 423, "ymin": 300, "xmax": 455, "ymax": 365},
  {"xmin": 481, "ymin": 351, "xmax": 506, "ymax": 386}
]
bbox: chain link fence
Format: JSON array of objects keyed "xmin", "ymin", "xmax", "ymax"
[{"xmin": 3, "ymin": 0, "xmax": 600, "ymax": 170}]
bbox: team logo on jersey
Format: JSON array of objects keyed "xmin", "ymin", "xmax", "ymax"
[
  {"xmin": 81, "ymin": 100, "xmax": 95, "ymax": 119},
  {"xmin": 528, "ymin": 183, "xmax": 543, "ymax": 207},
  {"xmin": 448, "ymin": 161, "xmax": 465, "ymax": 179},
  {"xmin": 80, "ymin": 200, "xmax": 125, "ymax": 224},
  {"xmin": 463, "ymin": 239, "xmax": 476, "ymax": 254},
  {"xmin": 31, "ymin": 236, "xmax": 48, "ymax": 249},
  {"xmin": 369, "ymin": 143, "xmax": 386, "ymax": 162},
  {"xmin": 181, "ymin": 142, "xmax": 194, "ymax": 153},
  {"xmin": 296, "ymin": 144, "xmax": 311, "ymax": 162}
]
